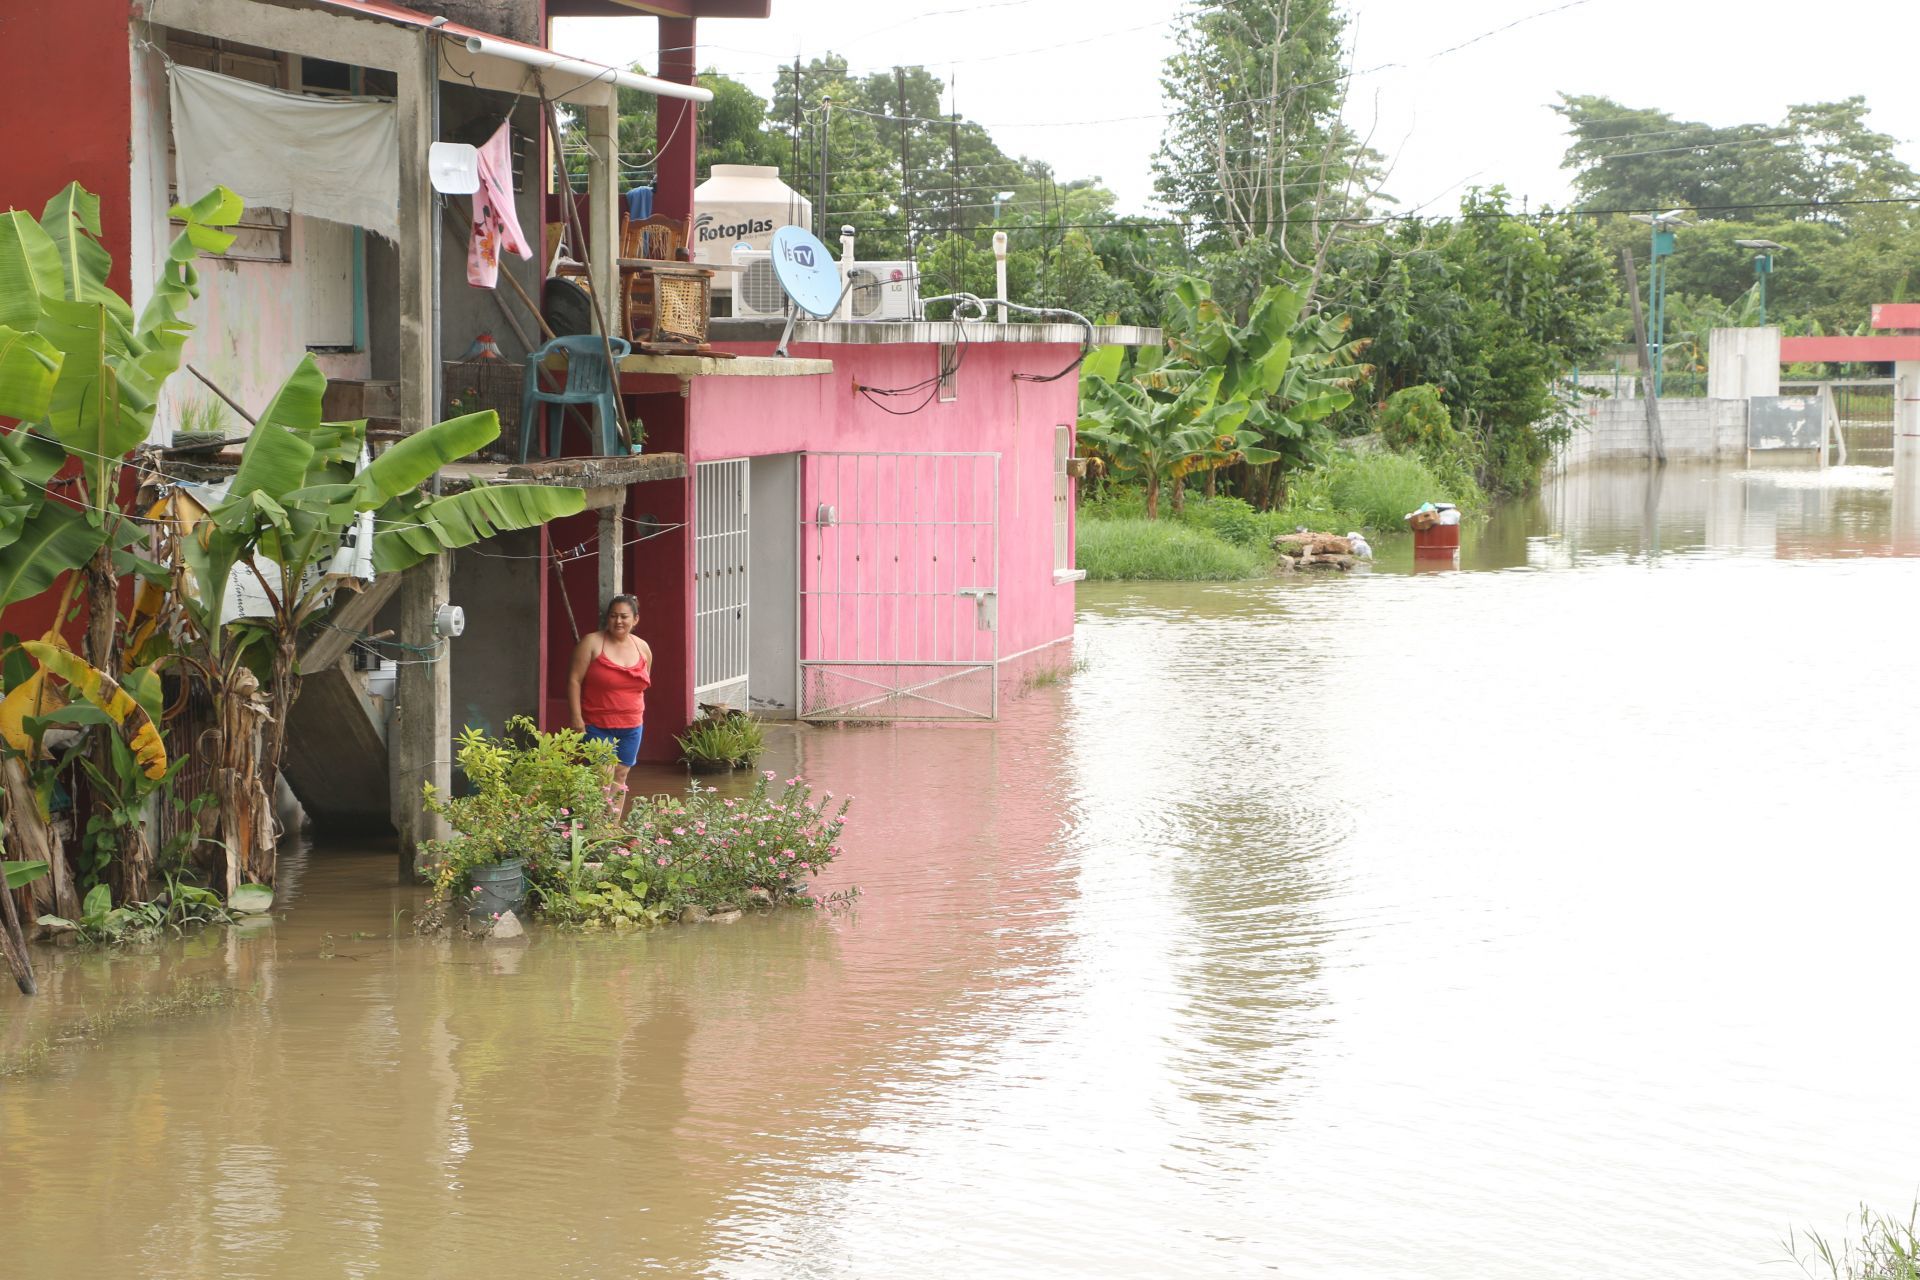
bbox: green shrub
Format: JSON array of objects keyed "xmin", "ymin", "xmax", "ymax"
[
  {"xmin": 1075, "ymin": 517, "xmax": 1267, "ymax": 580},
  {"xmin": 1177, "ymin": 495, "xmax": 1265, "ymax": 546},
  {"xmin": 1326, "ymin": 452, "xmax": 1456, "ymax": 531},
  {"xmin": 1377, "ymin": 385, "xmax": 1457, "ymax": 456},
  {"xmin": 542, "ymin": 773, "xmax": 851, "ymax": 925},
  {"xmin": 677, "ymin": 710, "xmax": 765, "ymax": 768}
]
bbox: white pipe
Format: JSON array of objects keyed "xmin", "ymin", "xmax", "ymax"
[
  {"xmin": 992, "ymin": 231, "xmax": 1009, "ymax": 324},
  {"xmin": 459, "ymin": 34, "xmax": 714, "ymax": 103},
  {"xmin": 838, "ymin": 224, "xmax": 856, "ymax": 322}
]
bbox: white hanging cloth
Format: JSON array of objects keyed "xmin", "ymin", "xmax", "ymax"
[{"xmin": 168, "ymin": 64, "xmax": 400, "ymax": 241}]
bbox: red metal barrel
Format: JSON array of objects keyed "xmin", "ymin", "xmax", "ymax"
[{"xmin": 1412, "ymin": 523, "xmax": 1461, "ymax": 556}]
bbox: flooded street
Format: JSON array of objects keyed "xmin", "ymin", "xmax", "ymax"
[{"xmin": 6, "ymin": 462, "xmax": 1920, "ymax": 1278}]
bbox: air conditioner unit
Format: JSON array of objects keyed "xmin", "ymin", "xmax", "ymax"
[
  {"xmin": 844, "ymin": 262, "xmax": 918, "ymax": 322},
  {"xmin": 730, "ymin": 250, "xmax": 790, "ymax": 319}
]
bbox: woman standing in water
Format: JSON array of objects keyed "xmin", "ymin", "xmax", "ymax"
[{"xmin": 568, "ymin": 594, "xmax": 651, "ymax": 816}]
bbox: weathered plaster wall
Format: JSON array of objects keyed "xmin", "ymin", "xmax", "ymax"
[
  {"xmin": 404, "ymin": 0, "xmax": 541, "ymax": 43},
  {"xmin": 450, "ymin": 528, "xmax": 544, "ymax": 741},
  {"xmin": 1556, "ymin": 397, "xmax": 1749, "ymax": 472}
]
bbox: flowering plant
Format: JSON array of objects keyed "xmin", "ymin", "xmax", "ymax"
[{"xmin": 550, "ymin": 772, "xmax": 851, "ymax": 926}]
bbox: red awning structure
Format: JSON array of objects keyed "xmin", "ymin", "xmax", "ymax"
[{"xmin": 1780, "ymin": 335, "xmax": 1920, "ymax": 363}]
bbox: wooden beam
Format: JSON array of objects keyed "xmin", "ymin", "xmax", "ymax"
[
  {"xmin": 390, "ymin": 554, "xmax": 451, "ymax": 879},
  {"xmin": 299, "ymin": 573, "xmax": 404, "ymax": 672}
]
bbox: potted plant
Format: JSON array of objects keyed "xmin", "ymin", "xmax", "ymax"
[
  {"xmin": 677, "ymin": 707, "xmax": 765, "ymax": 773},
  {"xmin": 420, "ymin": 718, "xmax": 616, "ymax": 925}
]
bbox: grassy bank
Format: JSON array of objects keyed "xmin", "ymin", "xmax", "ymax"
[{"xmin": 1076, "ymin": 450, "xmax": 1480, "ymax": 582}]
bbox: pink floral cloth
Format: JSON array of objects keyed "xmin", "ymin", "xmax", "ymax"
[{"xmin": 467, "ymin": 122, "xmax": 531, "ymax": 288}]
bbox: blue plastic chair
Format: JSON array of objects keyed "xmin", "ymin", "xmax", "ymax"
[{"xmin": 517, "ymin": 335, "xmax": 632, "ymax": 462}]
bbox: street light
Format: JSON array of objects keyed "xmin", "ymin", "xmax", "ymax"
[
  {"xmin": 1734, "ymin": 238, "xmax": 1786, "ymax": 326},
  {"xmin": 1631, "ymin": 210, "xmax": 1692, "ymax": 395}
]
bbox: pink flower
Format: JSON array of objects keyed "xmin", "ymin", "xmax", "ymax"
[
  {"xmin": 798, "ymin": 861, "xmax": 810, "ymax": 869},
  {"xmin": 656, "ymin": 856, "xmax": 669, "ymax": 866},
  {"xmin": 672, "ymin": 827, "xmax": 686, "ymax": 836},
  {"xmin": 694, "ymin": 824, "xmax": 706, "ymax": 835},
  {"xmin": 655, "ymin": 837, "xmax": 671, "ymax": 846},
  {"xmin": 757, "ymin": 840, "xmax": 767, "ymax": 848},
  {"xmin": 616, "ymin": 849, "xmax": 632, "ymax": 858},
  {"xmin": 723, "ymin": 799, "xmax": 736, "ymax": 808},
  {"xmin": 559, "ymin": 808, "xmax": 571, "ymax": 816},
  {"xmin": 491, "ymin": 911, "xmax": 501, "ymax": 921},
  {"xmin": 783, "ymin": 849, "xmax": 795, "ymax": 859}
]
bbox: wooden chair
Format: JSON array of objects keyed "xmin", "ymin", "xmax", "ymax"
[{"xmin": 620, "ymin": 214, "xmax": 691, "ymax": 341}]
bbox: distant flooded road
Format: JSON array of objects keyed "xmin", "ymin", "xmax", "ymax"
[{"xmin": 5, "ymin": 462, "xmax": 1919, "ymax": 1278}]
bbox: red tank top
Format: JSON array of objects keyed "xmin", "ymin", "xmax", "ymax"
[{"xmin": 581, "ymin": 645, "xmax": 650, "ymax": 729}]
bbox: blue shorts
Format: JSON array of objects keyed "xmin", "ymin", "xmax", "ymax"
[{"xmin": 584, "ymin": 724, "xmax": 643, "ymax": 767}]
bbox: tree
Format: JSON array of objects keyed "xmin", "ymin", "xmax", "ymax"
[
  {"xmin": 1555, "ymin": 93, "xmax": 1917, "ymax": 222},
  {"xmin": 1154, "ymin": 0, "xmax": 1383, "ymax": 297}
]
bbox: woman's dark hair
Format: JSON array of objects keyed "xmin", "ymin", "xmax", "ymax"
[{"xmin": 603, "ymin": 594, "xmax": 640, "ymax": 625}]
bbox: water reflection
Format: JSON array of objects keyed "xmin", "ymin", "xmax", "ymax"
[{"xmin": 5, "ymin": 463, "xmax": 1920, "ymax": 1277}]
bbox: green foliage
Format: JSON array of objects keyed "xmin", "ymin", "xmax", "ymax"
[
  {"xmin": 1556, "ymin": 93, "xmax": 1917, "ymax": 222},
  {"xmin": 1073, "ymin": 516, "xmax": 1267, "ymax": 581},
  {"xmin": 36, "ymin": 872, "xmax": 237, "ymax": 945},
  {"xmin": 1785, "ymin": 1202, "xmax": 1920, "ymax": 1279},
  {"xmin": 1324, "ymin": 452, "xmax": 1459, "ymax": 532},
  {"xmin": 422, "ymin": 716, "xmax": 617, "ymax": 903},
  {"xmin": 677, "ymin": 709, "xmax": 764, "ymax": 768},
  {"xmin": 546, "ymin": 773, "xmax": 851, "ymax": 925},
  {"xmin": 1377, "ymin": 385, "xmax": 1454, "ymax": 456}
]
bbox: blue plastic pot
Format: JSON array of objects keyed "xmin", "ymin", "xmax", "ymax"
[{"xmin": 466, "ymin": 858, "xmax": 528, "ymax": 921}]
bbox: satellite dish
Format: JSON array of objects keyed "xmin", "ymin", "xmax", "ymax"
[{"xmin": 771, "ymin": 226, "xmax": 842, "ymax": 319}]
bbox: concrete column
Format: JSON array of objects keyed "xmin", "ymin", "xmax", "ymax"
[
  {"xmin": 391, "ymin": 554, "xmax": 452, "ymax": 879},
  {"xmin": 583, "ymin": 87, "xmax": 619, "ymax": 336},
  {"xmin": 598, "ymin": 506, "xmax": 623, "ymax": 610},
  {"xmin": 654, "ymin": 18, "xmax": 698, "ymax": 225},
  {"xmin": 1896, "ymin": 360, "xmax": 1920, "ymax": 465},
  {"xmin": 396, "ymin": 32, "xmax": 437, "ymax": 431}
]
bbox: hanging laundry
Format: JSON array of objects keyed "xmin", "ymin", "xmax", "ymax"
[
  {"xmin": 468, "ymin": 122, "xmax": 532, "ymax": 289},
  {"xmin": 169, "ymin": 65, "xmax": 399, "ymax": 239}
]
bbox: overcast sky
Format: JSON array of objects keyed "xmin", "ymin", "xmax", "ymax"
[{"xmin": 553, "ymin": 0, "xmax": 1917, "ymax": 219}]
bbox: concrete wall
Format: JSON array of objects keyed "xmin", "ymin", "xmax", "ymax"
[
  {"xmin": 1708, "ymin": 326, "xmax": 1782, "ymax": 399},
  {"xmin": 1557, "ymin": 397, "xmax": 1749, "ymax": 471},
  {"xmin": 450, "ymin": 528, "xmax": 544, "ymax": 741},
  {"xmin": 435, "ymin": 84, "xmax": 546, "ymax": 375}
]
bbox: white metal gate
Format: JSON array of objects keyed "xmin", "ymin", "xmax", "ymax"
[
  {"xmin": 798, "ymin": 451, "xmax": 1000, "ymax": 721},
  {"xmin": 694, "ymin": 459, "xmax": 750, "ymax": 709}
]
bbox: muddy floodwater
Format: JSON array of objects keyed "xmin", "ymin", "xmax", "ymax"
[{"xmin": 6, "ymin": 462, "xmax": 1920, "ymax": 1278}]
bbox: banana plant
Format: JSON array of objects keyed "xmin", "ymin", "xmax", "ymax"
[
  {"xmin": 0, "ymin": 182, "xmax": 243, "ymax": 667},
  {"xmin": 1160, "ymin": 277, "xmax": 1370, "ymax": 507},
  {"xmin": 171, "ymin": 355, "xmax": 586, "ymax": 888},
  {"xmin": 1077, "ymin": 344, "xmax": 1272, "ymax": 519}
]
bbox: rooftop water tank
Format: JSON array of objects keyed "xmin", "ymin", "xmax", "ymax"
[{"xmin": 691, "ymin": 165, "xmax": 812, "ymax": 292}]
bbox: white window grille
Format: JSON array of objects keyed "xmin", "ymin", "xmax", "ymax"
[{"xmin": 694, "ymin": 459, "xmax": 751, "ymax": 709}]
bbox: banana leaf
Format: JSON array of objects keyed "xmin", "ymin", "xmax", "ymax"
[
  {"xmin": 40, "ymin": 184, "xmax": 133, "ymax": 327},
  {"xmin": 230, "ymin": 358, "xmax": 323, "ymax": 500},
  {"xmin": 0, "ymin": 210, "xmax": 62, "ymax": 331},
  {"xmin": 0, "ymin": 503, "xmax": 107, "ymax": 609},
  {"xmin": 0, "ymin": 326, "xmax": 63, "ymax": 423},
  {"xmin": 373, "ymin": 484, "xmax": 586, "ymax": 574},
  {"xmin": 353, "ymin": 411, "xmax": 500, "ymax": 508},
  {"xmin": 20, "ymin": 642, "xmax": 168, "ymax": 779}
]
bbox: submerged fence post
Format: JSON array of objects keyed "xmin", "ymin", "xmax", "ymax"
[{"xmin": 1621, "ymin": 247, "xmax": 1668, "ymax": 465}]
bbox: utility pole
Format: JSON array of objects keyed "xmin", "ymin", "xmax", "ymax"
[
  {"xmin": 1621, "ymin": 246, "xmax": 1668, "ymax": 465},
  {"xmin": 896, "ymin": 67, "xmax": 914, "ymax": 263},
  {"xmin": 817, "ymin": 96, "xmax": 831, "ymax": 243},
  {"xmin": 949, "ymin": 89, "xmax": 960, "ymax": 296},
  {"xmin": 789, "ymin": 56, "xmax": 801, "ymax": 200}
]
